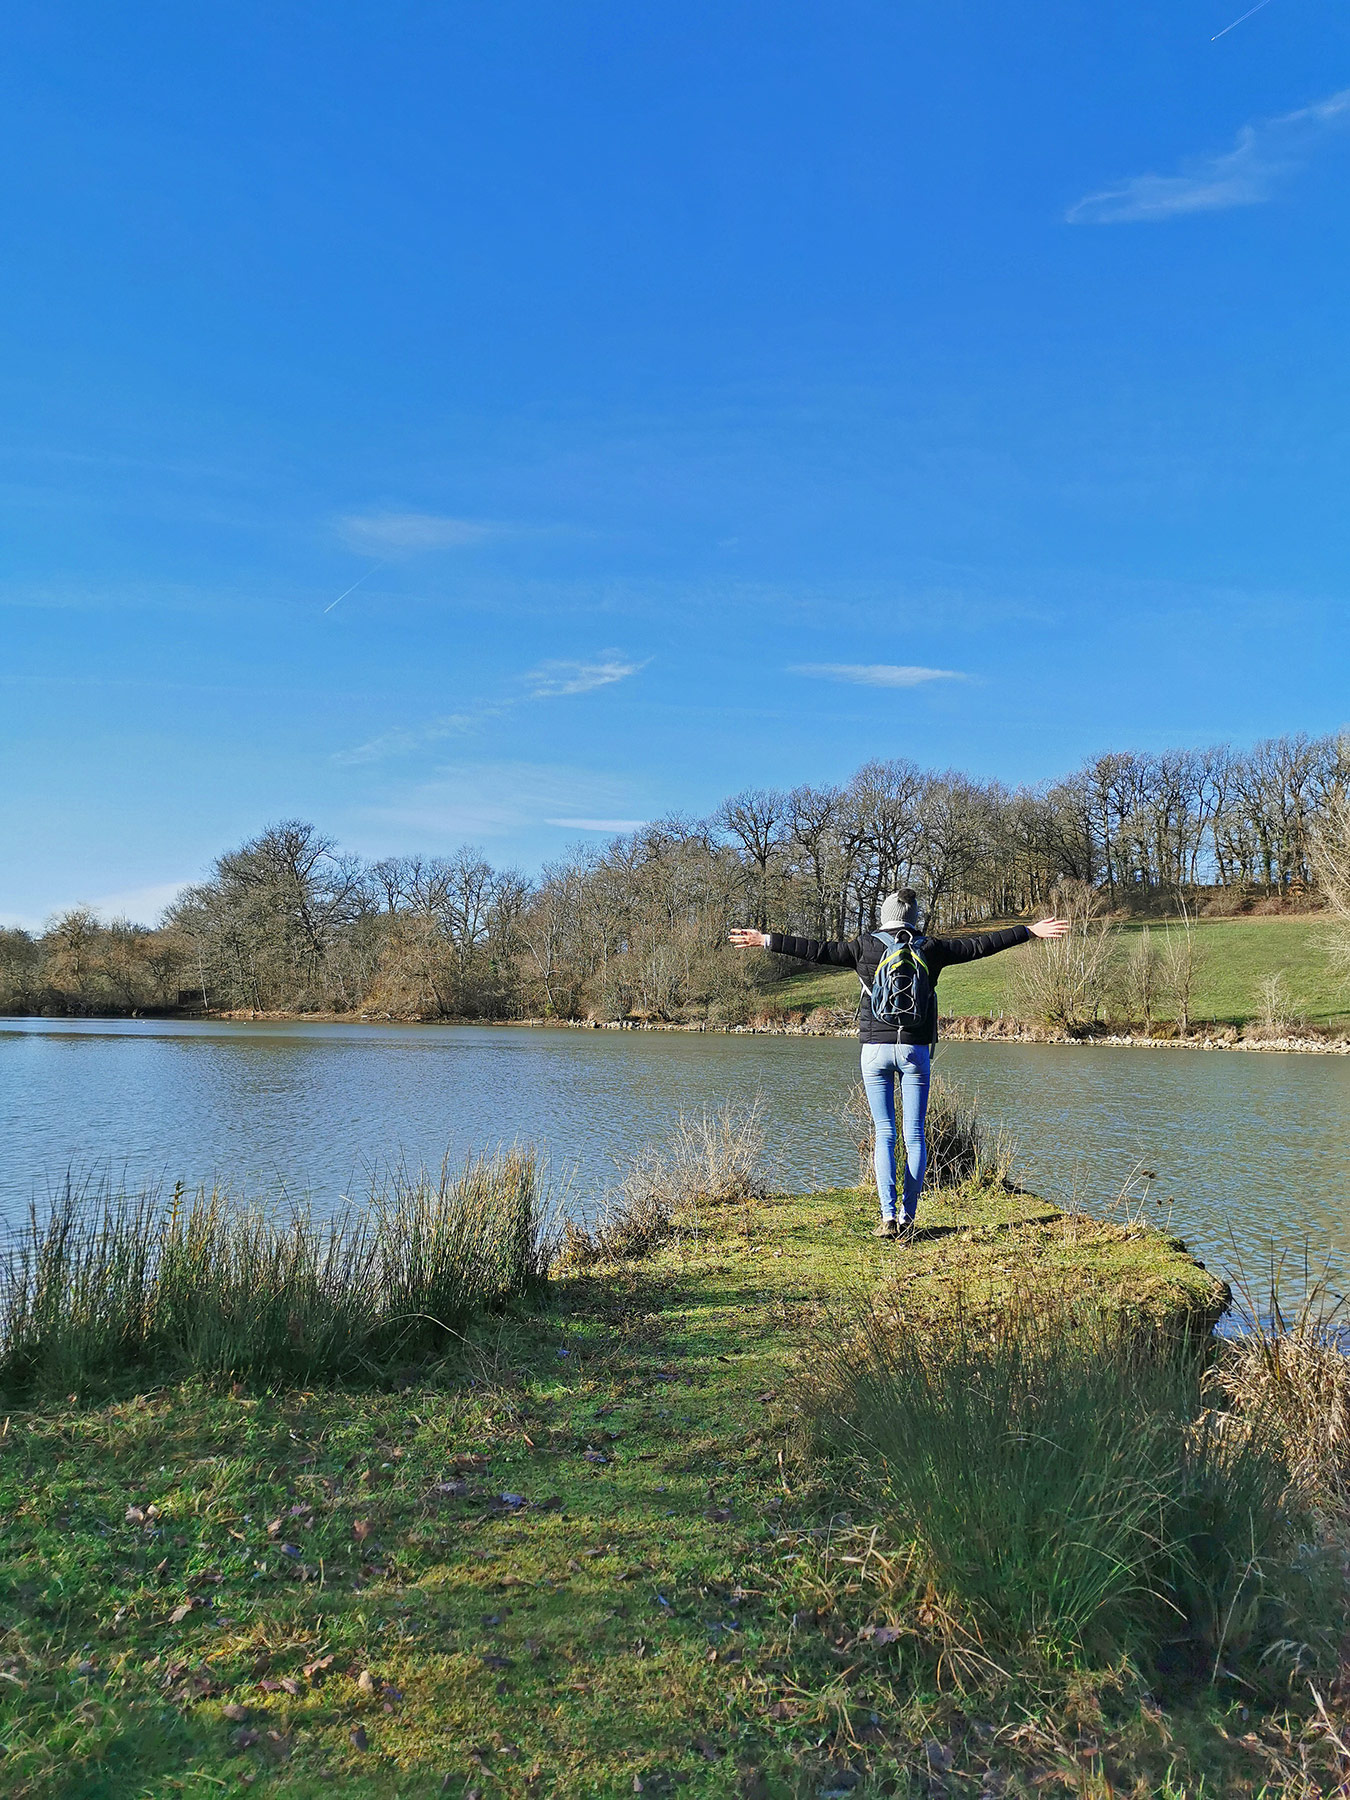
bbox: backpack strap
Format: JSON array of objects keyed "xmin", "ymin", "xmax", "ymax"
[{"xmin": 859, "ymin": 929, "xmax": 897, "ymax": 989}]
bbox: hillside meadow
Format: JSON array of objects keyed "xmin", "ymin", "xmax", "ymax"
[{"xmin": 766, "ymin": 913, "xmax": 1349, "ymax": 1033}]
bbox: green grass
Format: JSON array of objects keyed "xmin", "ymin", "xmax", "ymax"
[
  {"xmin": 766, "ymin": 913, "xmax": 1349, "ymax": 1030},
  {"xmin": 8, "ymin": 1181, "xmax": 1337, "ymax": 1800},
  {"xmin": 0, "ymin": 1152, "xmax": 550, "ymax": 1401},
  {"xmin": 811, "ymin": 1294, "xmax": 1324, "ymax": 1678}
]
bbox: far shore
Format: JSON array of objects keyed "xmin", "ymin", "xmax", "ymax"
[{"xmin": 58, "ymin": 1004, "xmax": 1347, "ymax": 1054}]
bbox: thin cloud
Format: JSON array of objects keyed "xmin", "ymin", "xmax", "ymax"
[
  {"xmin": 791, "ymin": 663, "xmax": 964, "ymax": 688},
  {"xmin": 546, "ymin": 818, "xmax": 647, "ymax": 831},
  {"xmin": 337, "ymin": 511, "xmax": 500, "ymax": 552},
  {"xmin": 332, "ymin": 651, "xmax": 647, "ymax": 764},
  {"xmin": 1068, "ymin": 87, "xmax": 1350, "ymax": 224},
  {"xmin": 332, "ymin": 712, "xmax": 487, "ymax": 767},
  {"xmin": 526, "ymin": 657, "xmax": 647, "ymax": 698},
  {"xmin": 365, "ymin": 762, "xmax": 638, "ymax": 840}
]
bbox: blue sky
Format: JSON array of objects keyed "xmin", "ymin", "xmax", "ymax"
[{"xmin": 3, "ymin": 0, "xmax": 1349, "ymax": 926}]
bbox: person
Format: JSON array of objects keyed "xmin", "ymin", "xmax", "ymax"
[{"xmin": 729, "ymin": 890, "xmax": 1069, "ymax": 1239}]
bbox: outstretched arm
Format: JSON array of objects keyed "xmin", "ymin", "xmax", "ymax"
[
  {"xmin": 728, "ymin": 927, "xmax": 861, "ymax": 969},
  {"xmin": 928, "ymin": 916, "xmax": 1069, "ymax": 970}
]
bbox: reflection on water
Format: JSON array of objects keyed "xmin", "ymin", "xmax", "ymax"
[{"xmin": 1, "ymin": 1018, "xmax": 1346, "ymax": 1298}]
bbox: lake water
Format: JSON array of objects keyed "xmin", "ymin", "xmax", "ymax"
[{"xmin": 1, "ymin": 1018, "xmax": 1346, "ymax": 1301}]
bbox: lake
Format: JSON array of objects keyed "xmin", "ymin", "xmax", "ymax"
[{"xmin": 1, "ymin": 1018, "xmax": 1346, "ymax": 1301}]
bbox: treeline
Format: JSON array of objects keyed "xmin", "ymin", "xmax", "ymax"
[{"xmin": 3, "ymin": 732, "xmax": 1345, "ymax": 1022}]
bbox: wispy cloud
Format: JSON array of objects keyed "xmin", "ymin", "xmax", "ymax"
[
  {"xmin": 331, "ymin": 654, "xmax": 647, "ymax": 764},
  {"xmin": 546, "ymin": 817, "xmax": 647, "ymax": 831},
  {"xmin": 332, "ymin": 712, "xmax": 489, "ymax": 767},
  {"xmin": 1067, "ymin": 87, "xmax": 1350, "ymax": 224},
  {"xmin": 363, "ymin": 763, "xmax": 639, "ymax": 840},
  {"xmin": 337, "ymin": 511, "xmax": 500, "ymax": 552},
  {"xmin": 525, "ymin": 657, "xmax": 647, "ymax": 697},
  {"xmin": 791, "ymin": 663, "xmax": 964, "ymax": 688}
]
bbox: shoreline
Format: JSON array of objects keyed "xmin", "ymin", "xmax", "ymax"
[{"xmin": 122, "ymin": 1007, "xmax": 1350, "ymax": 1054}]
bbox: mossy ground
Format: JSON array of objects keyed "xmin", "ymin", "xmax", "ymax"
[
  {"xmin": 2, "ymin": 1185, "xmax": 1340, "ymax": 1799},
  {"xmin": 767, "ymin": 913, "xmax": 1348, "ymax": 1031}
]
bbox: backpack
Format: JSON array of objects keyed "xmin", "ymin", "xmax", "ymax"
[{"xmin": 863, "ymin": 928, "xmax": 932, "ymax": 1031}]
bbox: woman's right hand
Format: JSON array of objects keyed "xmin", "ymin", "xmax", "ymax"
[{"xmin": 728, "ymin": 928, "xmax": 769, "ymax": 949}]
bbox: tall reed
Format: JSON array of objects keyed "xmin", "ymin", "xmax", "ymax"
[{"xmin": 0, "ymin": 1149, "xmax": 553, "ymax": 1397}]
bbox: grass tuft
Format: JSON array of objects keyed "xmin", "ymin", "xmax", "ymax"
[
  {"xmin": 841, "ymin": 1071, "xmax": 1017, "ymax": 1193},
  {"xmin": 560, "ymin": 1097, "xmax": 768, "ymax": 1266},
  {"xmin": 807, "ymin": 1285, "xmax": 1342, "ymax": 1686},
  {"xmin": 0, "ymin": 1148, "xmax": 553, "ymax": 1399}
]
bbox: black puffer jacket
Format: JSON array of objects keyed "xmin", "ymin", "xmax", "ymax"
[{"xmin": 764, "ymin": 925, "xmax": 1033, "ymax": 1045}]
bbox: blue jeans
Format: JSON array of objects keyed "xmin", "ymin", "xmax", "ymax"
[{"xmin": 861, "ymin": 1042, "xmax": 931, "ymax": 1224}]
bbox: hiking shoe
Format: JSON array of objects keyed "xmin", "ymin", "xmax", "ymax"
[{"xmin": 872, "ymin": 1219, "xmax": 898, "ymax": 1239}]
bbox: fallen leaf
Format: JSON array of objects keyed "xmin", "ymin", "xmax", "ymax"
[
  {"xmin": 302, "ymin": 1653, "xmax": 334, "ymax": 1679},
  {"xmin": 222, "ymin": 1702, "xmax": 250, "ymax": 1723},
  {"xmin": 229, "ymin": 1727, "xmax": 260, "ymax": 1752},
  {"xmin": 168, "ymin": 1603, "xmax": 194, "ymax": 1625},
  {"xmin": 871, "ymin": 1625, "xmax": 902, "ymax": 1646},
  {"xmin": 266, "ymin": 1518, "xmax": 284, "ymax": 1539},
  {"xmin": 352, "ymin": 1520, "xmax": 374, "ymax": 1541},
  {"xmin": 279, "ymin": 1677, "xmax": 300, "ymax": 1696},
  {"xmin": 350, "ymin": 1725, "xmax": 369, "ymax": 1752}
]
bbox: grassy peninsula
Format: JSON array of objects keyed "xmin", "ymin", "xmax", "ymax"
[{"xmin": 3, "ymin": 1157, "xmax": 1347, "ymax": 1799}]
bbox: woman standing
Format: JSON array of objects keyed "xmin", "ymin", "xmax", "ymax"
[{"xmin": 730, "ymin": 890, "xmax": 1069, "ymax": 1238}]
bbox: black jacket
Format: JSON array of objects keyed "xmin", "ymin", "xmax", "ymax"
[{"xmin": 764, "ymin": 924, "xmax": 1033, "ymax": 1045}]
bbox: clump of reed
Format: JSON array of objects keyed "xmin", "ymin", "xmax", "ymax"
[
  {"xmin": 1208, "ymin": 1273, "xmax": 1350, "ymax": 1513},
  {"xmin": 841, "ymin": 1071, "xmax": 1017, "ymax": 1194},
  {"xmin": 561, "ymin": 1099, "xmax": 769, "ymax": 1266},
  {"xmin": 808, "ymin": 1285, "xmax": 1343, "ymax": 1687},
  {"xmin": 0, "ymin": 1148, "xmax": 553, "ymax": 1398}
]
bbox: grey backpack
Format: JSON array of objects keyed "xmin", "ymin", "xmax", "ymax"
[{"xmin": 864, "ymin": 928, "xmax": 932, "ymax": 1030}]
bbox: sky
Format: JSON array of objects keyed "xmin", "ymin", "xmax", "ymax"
[{"xmin": 3, "ymin": 0, "xmax": 1349, "ymax": 927}]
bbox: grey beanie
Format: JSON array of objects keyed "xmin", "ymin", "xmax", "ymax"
[{"xmin": 878, "ymin": 889, "xmax": 921, "ymax": 929}]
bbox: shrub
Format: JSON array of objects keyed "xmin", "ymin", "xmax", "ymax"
[
  {"xmin": 0, "ymin": 1149, "xmax": 553, "ymax": 1398},
  {"xmin": 561, "ymin": 1099, "xmax": 768, "ymax": 1266}
]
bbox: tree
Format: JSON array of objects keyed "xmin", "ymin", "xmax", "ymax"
[{"xmin": 716, "ymin": 789, "xmax": 787, "ymax": 930}]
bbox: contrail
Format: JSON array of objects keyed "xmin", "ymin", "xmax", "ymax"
[
  {"xmin": 1212, "ymin": 0, "xmax": 1279, "ymax": 40},
  {"xmin": 323, "ymin": 561, "xmax": 386, "ymax": 614}
]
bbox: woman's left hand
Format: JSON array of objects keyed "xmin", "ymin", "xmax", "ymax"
[{"xmin": 1028, "ymin": 917, "xmax": 1071, "ymax": 939}]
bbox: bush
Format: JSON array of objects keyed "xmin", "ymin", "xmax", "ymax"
[
  {"xmin": 809, "ymin": 1289, "xmax": 1340, "ymax": 1682},
  {"xmin": 0, "ymin": 1149, "xmax": 553, "ymax": 1398},
  {"xmin": 561, "ymin": 1100, "xmax": 768, "ymax": 1265}
]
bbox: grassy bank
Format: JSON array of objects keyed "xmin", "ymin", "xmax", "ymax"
[
  {"xmin": 7, "ymin": 1169, "xmax": 1348, "ymax": 1798},
  {"xmin": 767, "ymin": 912, "xmax": 1350, "ymax": 1034}
]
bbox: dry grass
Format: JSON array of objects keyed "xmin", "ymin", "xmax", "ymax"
[
  {"xmin": 559, "ymin": 1097, "xmax": 769, "ymax": 1266},
  {"xmin": 1208, "ymin": 1277, "xmax": 1350, "ymax": 1515},
  {"xmin": 841, "ymin": 1070, "xmax": 1017, "ymax": 1194}
]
